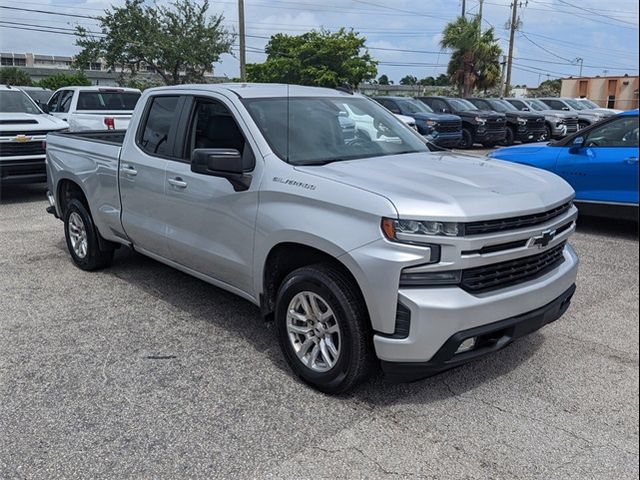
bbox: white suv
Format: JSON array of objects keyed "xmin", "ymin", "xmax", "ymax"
[
  {"xmin": 0, "ymin": 85, "xmax": 68, "ymax": 184},
  {"xmin": 45, "ymin": 86, "xmax": 141, "ymax": 132}
]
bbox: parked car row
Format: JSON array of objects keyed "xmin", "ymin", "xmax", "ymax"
[{"xmin": 1, "ymin": 85, "xmax": 141, "ymax": 184}]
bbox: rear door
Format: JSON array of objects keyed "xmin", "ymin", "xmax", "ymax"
[
  {"xmin": 162, "ymin": 95, "xmax": 261, "ymax": 294},
  {"xmin": 119, "ymin": 94, "xmax": 184, "ymax": 256},
  {"xmin": 555, "ymin": 115, "xmax": 639, "ymax": 204}
]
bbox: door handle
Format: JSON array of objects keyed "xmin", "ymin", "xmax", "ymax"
[
  {"xmin": 168, "ymin": 177, "xmax": 188, "ymax": 188},
  {"xmin": 624, "ymin": 157, "xmax": 638, "ymax": 164},
  {"xmin": 120, "ymin": 164, "xmax": 138, "ymax": 176}
]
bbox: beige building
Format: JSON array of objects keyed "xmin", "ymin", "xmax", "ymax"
[{"xmin": 561, "ymin": 75, "xmax": 639, "ymax": 110}]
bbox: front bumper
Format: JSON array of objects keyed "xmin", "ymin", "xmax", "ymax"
[
  {"xmin": 473, "ymin": 129, "xmax": 506, "ymax": 143},
  {"xmin": 381, "ymin": 283, "xmax": 576, "ymax": 382},
  {"xmin": 0, "ymin": 156, "xmax": 47, "ymax": 184},
  {"xmin": 515, "ymin": 128, "xmax": 546, "ymax": 142},
  {"xmin": 373, "ymin": 243, "xmax": 579, "ymax": 363}
]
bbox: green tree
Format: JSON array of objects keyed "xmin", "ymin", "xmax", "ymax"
[
  {"xmin": 247, "ymin": 29, "xmax": 377, "ymax": 88},
  {"xmin": 440, "ymin": 16, "xmax": 502, "ymax": 97},
  {"xmin": 399, "ymin": 75, "xmax": 418, "ymax": 86},
  {"xmin": 0, "ymin": 67, "xmax": 32, "ymax": 86},
  {"xmin": 419, "ymin": 76, "xmax": 435, "ymax": 86},
  {"xmin": 75, "ymin": 0, "xmax": 234, "ymax": 85},
  {"xmin": 37, "ymin": 71, "xmax": 91, "ymax": 90},
  {"xmin": 532, "ymin": 78, "xmax": 561, "ymax": 97},
  {"xmin": 378, "ymin": 74, "xmax": 390, "ymax": 85},
  {"xmin": 434, "ymin": 74, "xmax": 450, "ymax": 86}
]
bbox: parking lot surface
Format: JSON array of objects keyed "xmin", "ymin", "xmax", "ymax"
[{"xmin": 1, "ymin": 184, "xmax": 638, "ymax": 479}]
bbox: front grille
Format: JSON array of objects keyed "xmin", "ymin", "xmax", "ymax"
[
  {"xmin": 437, "ymin": 120, "xmax": 462, "ymax": 133},
  {"xmin": 0, "ymin": 130, "xmax": 50, "ymax": 137},
  {"xmin": 526, "ymin": 118, "xmax": 546, "ymax": 131},
  {"xmin": 465, "ymin": 202, "xmax": 572, "ymax": 236},
  {"xmin": 0, "ymin": 141, "xmax": 46, "ymax": 157},
  {"xmin": 486, "ymin": 118, "xmax": 506, "ymax": 132},
  {"xmin": 461, "ymin": 242, "xmax": 566, "ymax": 293},
  {"xmin": 0, "ymin": 119, "xmax": 38, "ymax": 125}
]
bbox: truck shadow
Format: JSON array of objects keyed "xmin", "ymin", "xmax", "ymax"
[
  {"xmin": 0, "ymin": 183, "xmax": 47, "ymax": 205},
  {"xmin": 107, "ymin": 246, "xmax": 543, "ymax": 405},
  {"xmin": 576, "ymin": 215, "xmax": 638, "ymax": 241}
]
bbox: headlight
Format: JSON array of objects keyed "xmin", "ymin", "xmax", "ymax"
[
  {"xmin": 425, "ymin": 120, "xmax": 438, "ymax": 127},
  {"xmin": 475, "ymin": 117, "xmax": 487, "ymax": 124},
  {"xmin": 517, "ymin": 117, "xmax": 528, "ymax": 125},
  {"xmin": 554, "ymin": 117, "xmax": 565, "ymax": 125},
  {"xmin": 382, "ymin": 218, "xmax": 463, "ymax": 242}
]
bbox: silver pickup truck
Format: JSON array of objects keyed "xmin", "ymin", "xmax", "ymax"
[{"xmin": 46, "ymin": 84, "xmax": 579, "ymax": 393}]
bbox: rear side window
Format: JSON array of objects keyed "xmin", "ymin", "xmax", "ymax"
[
  {"xmin": 139, "ymin": 96, "xmax": 180, "ymax": 157},
  {"xmin": 77, "ymin": 91, "xmax": 140, "ymax": 111}
]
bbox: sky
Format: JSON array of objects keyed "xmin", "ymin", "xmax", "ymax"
[{"xmin": 0, "ymin": 0, "xmax": 639, "ymax": 87}]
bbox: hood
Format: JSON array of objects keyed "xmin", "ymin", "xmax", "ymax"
[
  {"xmin": 0, "ymin": 112, "xmax": 68, "ymax": 132},
  {"xmin": 457, "ymin": 109, "xmax": 505, "ymax": 120},
  {"xmin": 411, "ymin": 112, "xmax": 460, "ymax": 122},
  {"xmin": 504, "ymin": 111, "xmax": 544, "ymax": 120},
  {"xmin": 541, "ymin": 110, "xmax": 578, "ymax": 119},
  {"xmin": 296, "ymin": 152, "xmax": 573, "ymax": 221},
  {"xmin": 488, "ymin": 142, "xmax": 553, "ymax": 156}
]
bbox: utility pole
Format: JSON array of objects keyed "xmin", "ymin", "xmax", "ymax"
[
  {"xmin": 238, "ymin": 0, "xmax": 246, "ymax": 82},
  {"xmin": 575, "ymin": 58, "xmax": 584, "ymax": 77},
  {"xmin": 478, "ymin": 0, "xmax": 484, "ymax": 25},
  {"xmin": 462, "ymin": 0, "xmax": 466, "ymax": 18},
  {"xmin": 505, "ymin": 1, "xmax": 519, "ymax": 97},
  {"xmin": 499, "ymin": 55, "xmax": 507, "ymax": 96}
]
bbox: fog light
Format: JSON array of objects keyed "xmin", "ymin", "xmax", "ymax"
[{"xmin": 455, "ymin": 337, "xmax": 477, "ymax": 354}]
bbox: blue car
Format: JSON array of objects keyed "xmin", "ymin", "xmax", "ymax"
[{"xmin": 489, "ymin": 110, "xmax": 639, "ymax": 221}]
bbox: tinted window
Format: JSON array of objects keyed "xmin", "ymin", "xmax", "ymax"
[
  {"xmin": 24, "ymin": 90, "xmax": 52, "ymax": 106},
  {"xmin": 507, "ymin": 99, "xmax": 527, "ymax": 110},
  {"xmin": 56, "ymin": 90, "xmax": 74, "ymax": 113},
  {"xmin": 429, "ymin": 99, "xmax": 449, "ymax": 112},
  {"xmin": 396, "ymin": 99, "xmax": 431, "ymax": 114},
  {"xmin": 77, "ymin": 91, "xmax": 140, "ymax": 111},
  {"xmin": 585, "ymin": 116, "xmax": 639, "ymax": 148},
  {"xmin": 187, "ymin": 99, "xmax": 246, "ymax": 158},
  {"xmin": 376, "ymin": 99, "xmax": 401, "ymax": 114},
  {"xmin": 139, "ymin": 96, "xmax": 180, "ymax": 156},
  {"xmin": 448, "ymin": 98, "xmax": 478, "ymax": 111},
  {"xmin": 542, "ymin": 99, "xmax": 567, "ymax": 111},
  {"xmin": 469, "ymin": 99, "xmax": 490, "ymax": 110},
  {"xmin": 0, "ymin": 90, "xmax": 41, "ymax": 114}
]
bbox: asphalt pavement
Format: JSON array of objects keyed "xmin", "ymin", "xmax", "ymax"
[{"xmin": 1, "ymin": 183, "xmax": 638, "ymax": 479}]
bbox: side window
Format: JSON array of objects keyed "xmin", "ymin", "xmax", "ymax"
[
  {"xmin": 187, "ymin": 98, "xmax": 246, "ymax": 160},
  {"xmin": 510, "ymin": 100, "xmax": 526, "ymax": 110},
  {"xmin": 139, "ymin": 96, "xmax": 180, "ymax": 157},
  {"xmin": 377, "ymin": 99, "xmax": 400, "ymax": 114},
  {"xmin": 585, "ymin": 117, "xmax": 639, "ymax": 148},
  {"xmin": 57, "ymin": 90, "xmax": 74, "ymax": 113},
  {"xmin": 544, "ymin": 99, "xmax": 566, "ymax": 111},
  {"xmin": 47, "ymin": 91, "xmax": 61, "ymax": 112},
  {"xmin": 431, "ymin": 99, "xmax": 448, "ymax": 112}
]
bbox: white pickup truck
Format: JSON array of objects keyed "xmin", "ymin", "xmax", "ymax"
[
  {"xmin": 44, "ymin": 86, "xmax": 141, "ymax": 132},
  {"xmin": 46, "ymin": 84, "xmax": 579, "ymax": 393}
]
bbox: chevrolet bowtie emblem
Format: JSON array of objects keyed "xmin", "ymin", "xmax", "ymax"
[
  {"xmin": 532, "ymin": 229, "xmax": 556, "ymax": 248},
  {"xmin": 15, "ymin": 135, "xmax": 32, "ymax": 142}
]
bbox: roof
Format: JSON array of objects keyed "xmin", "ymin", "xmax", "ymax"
[
  {"xmin": 54, "ymin": 86, "xmax": 141, "ymax": 93},
  {"xmin": 148, "ymin": 83, "xmax": 356, "ymax": 99}
]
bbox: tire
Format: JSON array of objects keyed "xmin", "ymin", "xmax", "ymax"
[
  {"xmin": 64, "ymin": 198, "xmax": 114, "ymax": 271},
  {"xmin": 459, "ymin": 128, "xmax": 474, "ymax": 149},
  {"xmin": 540, "ymin": 124, "xmax": 552, "ymax": 142},
  {"xmin": 500, "ymin": 127, "xmax": 515, "ymax": 146},
  {"xmin": 578, "ymin": 120, "xmax": 590, "ymax": 131},
  {"xmin": 275, "ymin": 264, "xmax": 374, "ymax": 394}
]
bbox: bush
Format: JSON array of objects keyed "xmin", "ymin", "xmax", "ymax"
[
  {"xmin": 0, "ymin": 67, "xmax": 33, "ymax": 86},
  {"xmin": 37, "ymin": 71, "xmax": 92, "ymax": 91}
]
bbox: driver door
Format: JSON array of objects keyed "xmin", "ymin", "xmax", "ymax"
[{"xmin": 555, "ymin": 116, "xmax": 639, "ymax": 204}]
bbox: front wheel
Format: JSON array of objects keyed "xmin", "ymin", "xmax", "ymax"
[
  {"xmin": 64, "ymin": 199, "xmax": 114, "ymax": 271},
  {"xmin": 578, "ymin": 120, "xmax": 590, "ymax": 130},
  {"xmin": 459, "ymin": 128, "xmax": 474, "ymax": 149},
  {"xmin": 275, "ymin": 264, "xmax": 374, "ymax": 393},
  {"xmin": 540, "ymin": 124, "xmax": 552, "ymax": 142},
  {"xmin": 500, "ymin": 127, "xmax": 515, "ymax": 146}
]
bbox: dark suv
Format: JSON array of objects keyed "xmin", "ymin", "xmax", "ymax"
[
  {"xmin": 417, "ymin": 96, "xmax": 507, "ymax": 148},
  {"xmin": 373, "ymin": 96, "xmax": 463, "ymax": 147},
  {"xmin": 467, "ymin": 98, "xmax": 546, "ymax": 145}
]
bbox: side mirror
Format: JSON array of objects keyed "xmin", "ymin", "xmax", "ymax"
[
  {"xmin": 569, "ymin": 136, "xmax": 585, "ymax": 154},
  {"xmin": 441, "ymin": 108, "xmax": 450, "ymax": 113},
  {"xmin": 522, "ymin": 106, "xmax": 530, "ymax": 111},
  {"xmin": 191, "ymin": 148, "xmax": 253, "ymax": 191},
  {"xmin": 562, "ymin": 107, "xmax": 570, "ymax": 111}
]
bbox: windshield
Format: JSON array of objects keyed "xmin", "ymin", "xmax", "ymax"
[
  {"xmin": 77, "ymin": 91, "xmax": 141, "ymax": 111},
  {"xmin": 397, "ymin": 99, "xmax": 433, "ymax": 113},
  {"xmin": 579, "ymin": 99, "xmax": 599, "ymax": 109},
  {"xmin": 565, "ymin": 99, "xmax": 586, "ymax": 110},
  {"xmin": 0, "ymin": 90, "xmax": 42, "ymax": 114},
  {"xmin": 486, "ymin": 99, "xmax": 517, "ymax": 112},
  {"xmin": 526, "ymin": 99, "xmax": 547, "ymax": 111},
  {"xmin": 23, "ymin": 90, "xmax": 52, "ymax": 106},
  {"xmin": 448, "ymin": 98, "xmax": 478, "ymax": 111},
  {"xmin": 243, "ymin": 96, "xmax": 429, "ymax": 166}
]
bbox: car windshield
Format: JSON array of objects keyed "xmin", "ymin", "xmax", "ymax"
[
  {"xmin": 0, "ymin": 90, "xmax": 42, "ymax": 114},
  {"xmin": 243, "ymin": 96, "xmax": 429, "ymax": 166},
  {"xmin": 565, "ymin": 99, "xmax": 586, "ymax": 110},
  {"xmin": 24, "ymin": 90, "xmax": 52, "ymax": 106},
  {"xmin": 448, "ymin": 98, "xmax": 478, "ymax": 111},
  {"xmin": 76, "ymin": 91, "xmax": 141, "ymax": 110},
  {"xmin": 487, "ymin": 99, "xmax": 517, "ymax": 112},
  {"xmin": 397, "ymin": 99, "xmax": 433, "ymax": 113},
  {"xmin": 579, "ymin": 99, "xmax": 599, "ymax": 109},
  {"xmin": 527, "ymin": 99, "xmax": 547, "ymax": 111}
]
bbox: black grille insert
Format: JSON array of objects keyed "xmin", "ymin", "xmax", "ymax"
[
  {"xmin": 461, "ymin": 242, "xmax": 566, "ymax": 293},
  {"xmin": 0, "ymin": 142, "xmax": 45, "ymax": 157},
  {"xmin": 466, "ymin": 202, "xmax": 572, "ymax": 235}
]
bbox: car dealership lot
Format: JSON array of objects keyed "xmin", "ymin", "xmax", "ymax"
[{"xmin": 1, "ymin": 184, "xmax": 638, "ymax": 479}]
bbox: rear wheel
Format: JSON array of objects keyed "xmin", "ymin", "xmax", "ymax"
[
  {"xmin": 275, "ymin": 264, "xmax": 374, "ymax": 393},
  {"xmin": 459, "ymin": 128, "xmax": 474, "ymax": 149},
  {"xmin": 64, "ymin": 199, "xmax": 114, "ymax": 271}
]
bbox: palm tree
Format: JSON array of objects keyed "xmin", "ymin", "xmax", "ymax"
[{"xmin": 440, "ymin": 16, "xmax": 502, "ymax": 97}]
